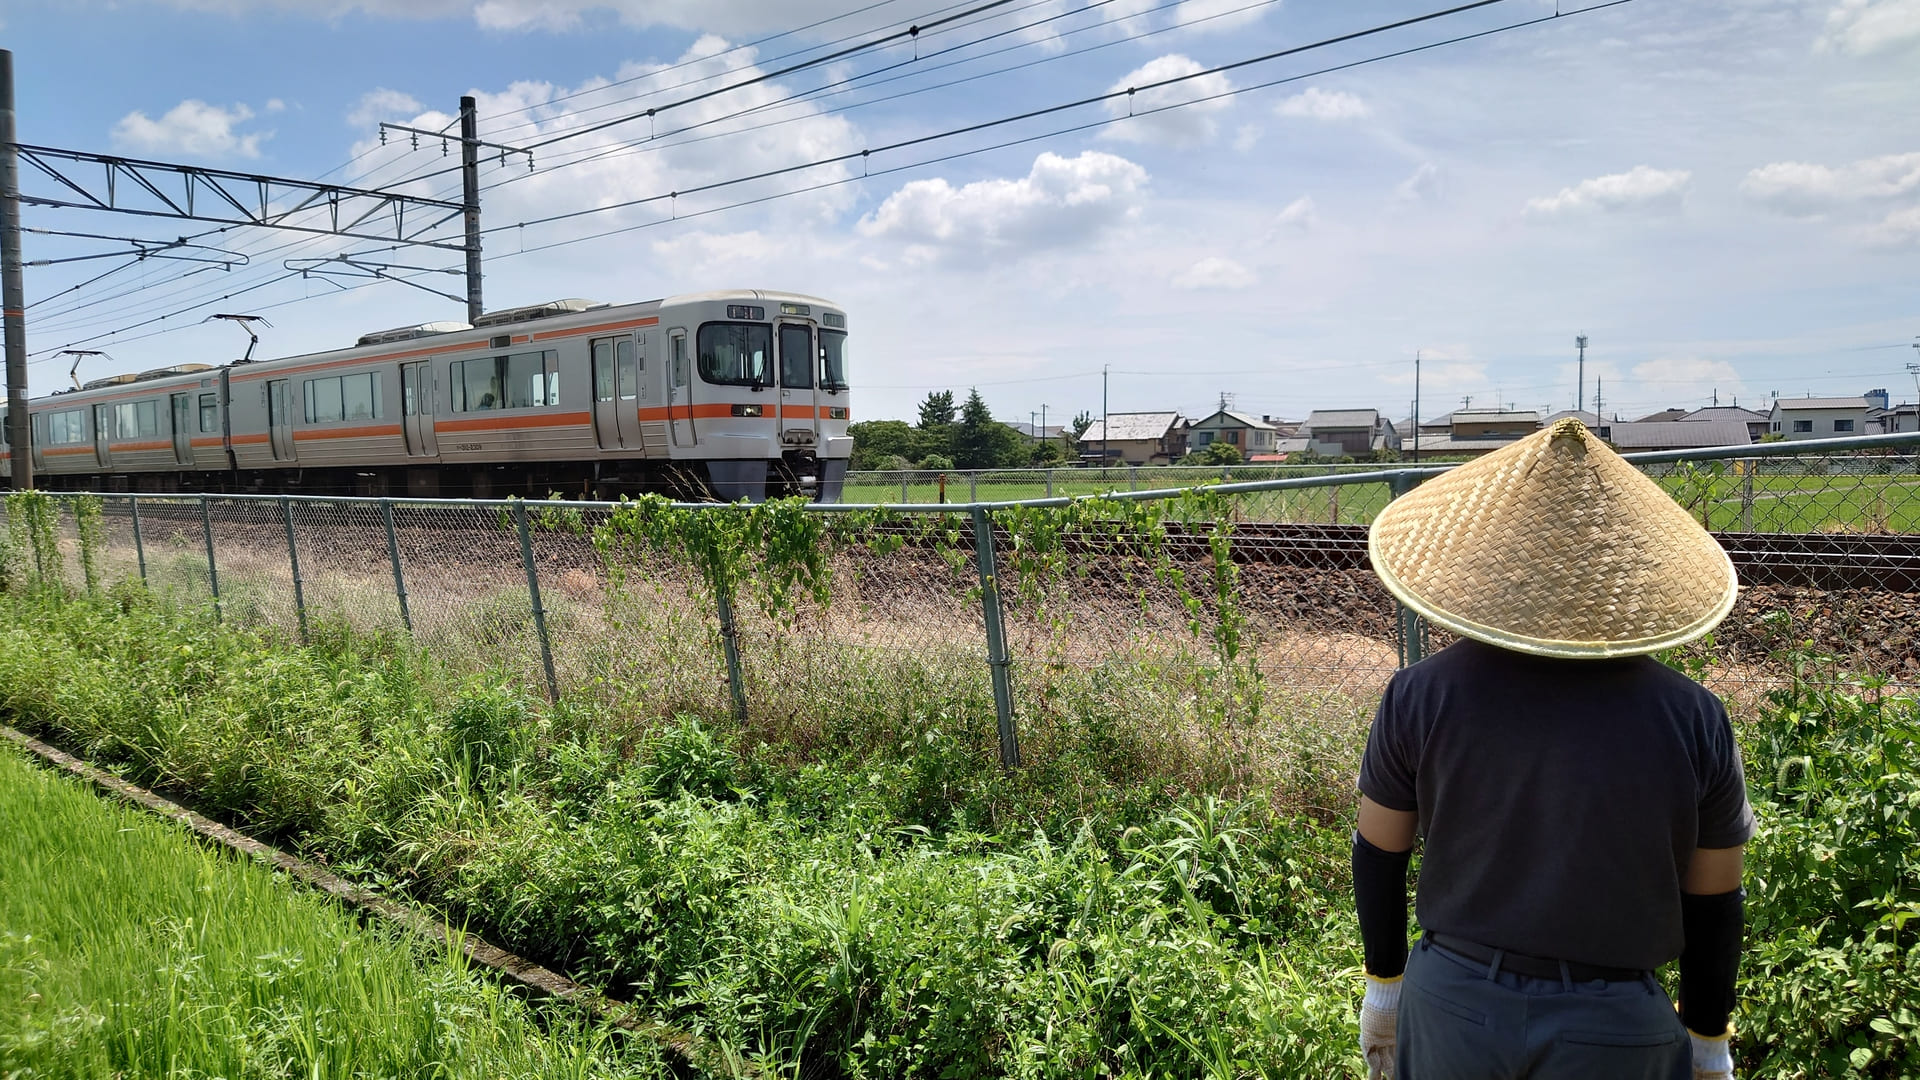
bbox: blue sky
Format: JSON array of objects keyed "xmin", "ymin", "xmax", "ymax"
[{"xmin": 5, "ymin": 0, "xmax": 1919, "ymax": 426}]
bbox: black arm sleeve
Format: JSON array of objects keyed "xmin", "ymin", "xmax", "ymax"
[
  {"xmin": 1352, "ymin": 830, "xmax": 1413, "ymax": 978},
  {"xmin": 1678, "ymin": 887, "xmax": 1744, "ymax": 1036}
]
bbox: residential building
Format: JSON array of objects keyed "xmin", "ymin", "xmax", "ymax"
[
  {"xmin": 1542, "ymin": 409, "xmax": 1610, "ymax": 439},
  {"xmin": 1448, "ymin": 410, "xmax": 1541, "ymax": 439},
  {"xmin": 1076, "ymin": 412, "xmax": 1186, "ymax": 465},
  {"xmin": 1636, "ymin": 408, "xmax": 1690, "ymax": 423},
  {"xmin": 1008, "ymin": 422, "xmax": 1066, "ymax": 441},
  {"xmin": 1868, "ymin": 402, "xmax": 1919, "ymax": 434},
  {"xmin": 1299, "ymin": 408, "xmax": 1402, "ymax": 456},
  {"xmin": 1187, "ymin": 409, "xmax": 1281, "ymax": 457},
  {"xmin": 1679, "ymin": 406, "xmax": 1768, "ymax": 443},
  {"xmin": 1768, "ymin": 396, "xmax": 1869, "ymax": 440}
]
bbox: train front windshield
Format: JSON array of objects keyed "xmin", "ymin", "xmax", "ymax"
[{"xmin": 819, "ymin": 330, "xmax": 848, "ymax": 392}]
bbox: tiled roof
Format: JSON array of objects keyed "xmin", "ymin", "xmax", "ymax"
[
  {"xmin": 1679, "ymin": 406, "xmax": 1767, "ymax": 423},
  {"xmin": 1191, "ymin": 409, "xmax": 1279, "ymax": 431},
  {"xmin": 1543, "ymin": 410, "xmax": 1603, "ymax": 427},
  {"xmin": 1303, "ymin": 408, "xmax": 1380, "ymax": 430},
  {"xmin": 1603, "ymin": 420, "xmax": 1753, "ymax": 449},
  {"xmin": 1772, "ymin": 396, "xmax": 1868, "ymax": 411},
  {"xmin": 1078, "ymin": 411, "xmax": 1182, "ymax": 443},
  {"xmin": 1451, "ymin": 410, "xmax": 1540, "ymax": 424}
]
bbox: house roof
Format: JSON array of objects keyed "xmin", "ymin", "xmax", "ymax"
[
  {"xmin": 1603, "ymin": 420, "xmax": 1754, "ymax": 449},
  {"xmin": 1636, "ymin": 408, "xmax": 1690, "ymax": 422},
  {"xmin": 1404, "ymin": 435, "xmax": 1529, "ymax": 454},
  {"xmin": 1450, "ymin": 409, "xmax": 1540, "ymax": 425},
  {"xmin": 1273, "ymin": 437, "xmax": 1314, "ymax": 454},
  {"xmin": 1679, "ymin": 406, "xmax": 1767, "ymax": 423},
  {"xmin": 1771, "ymin": 396, "xmax": 1868, "ymax": 411},
  {"xmin": 1542, "ymin": 409, "xmax": 1603, "ymax": 427},
  {"xmin": 1303, "ymin": 408, "xmax": 1380, "ymax": 430},
  {"xmin": 1188, "ymin": 408, "xmax": 1278, "ymax": 431},
  {"xmin": 1078, "ymin": 411, "xmax": 1182, "ymax": 443}
]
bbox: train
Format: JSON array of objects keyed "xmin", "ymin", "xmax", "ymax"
[{"xmin": 1, "ymin": 290, "xmax": 852, "ymax": 502}]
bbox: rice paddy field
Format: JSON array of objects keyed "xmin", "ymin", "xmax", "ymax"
[
  {"xmin": 0, "ymin": 741, "xmax": 668, "ymax": 1079},
  {"xmin": 843, "ymin": 463, "xmax": 1920, "ymax": 533}
]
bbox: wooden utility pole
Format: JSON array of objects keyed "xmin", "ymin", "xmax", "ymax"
[{"xmin": 1, "ymin": 50, "xmax": 30, "ymax": 488}]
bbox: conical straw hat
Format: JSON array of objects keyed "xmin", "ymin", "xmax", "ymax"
[{"xmin": 1368, "ymin": 418, "xmax": 1737, "ymax": 659}]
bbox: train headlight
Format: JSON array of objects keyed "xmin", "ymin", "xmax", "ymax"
[
  {"xmin": 732, "ymin": 404, "xmax": 764, "ymax": 417},
  {"xmin": 827, "ymin": 407, "xmax": 847, "ymax": 420}
]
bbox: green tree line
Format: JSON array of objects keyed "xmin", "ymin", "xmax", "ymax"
[{"xmin": 850, "ymin": 389, "xmax": 1088, "ymax": 470}]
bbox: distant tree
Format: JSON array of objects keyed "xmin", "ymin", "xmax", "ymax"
[
  {"xmin": 1068, "ymin": 410, "xmax": 1095, "ymax": 442},
  {"xmin": 1030, "ymin": 438, "xmax": 1067, "ymax": 466},
  {"xmin": 848, "ymin": 419, "xmax": 917, "ymax": 470},
  {"xmin": 953, "ymin": 388, "xmax": 1011, "ymax": 469},
  {"xmin": 918, "ymin": 390, "xmax": 957, "ymax": 430},
  {"xmin": 1197, "ymin": 442, "xmax": 1242, "ymax": 465},
  {"xmin": 874, "ymin": 454, "xmax": 913, "ymax": 472},
  {"xmin": 919, "ymin": 453, "xmax": 954, "ymax": 471}
]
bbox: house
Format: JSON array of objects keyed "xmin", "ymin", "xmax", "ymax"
[
  {"xmin": 1008, "ymin": 422, "xmax": 1066, "ymax": 441},
  {"xmin": 1767, "ymin": 396, "xmax": 1869, "ymax": 440},
  {"xmin": 1077, "ymin": 412, "xmax": 1186, "ymax": 465},
  {"xmin": 1636, "ymin": 408, "xmax": 1690, "ymax": 423},
  {"xmin": 1869, "ymin": 403, "xmax": 1919, "ymax": 435},
  {"xmin": 1602, "ymin": 420, "xmax": 1753, "ymax": 452},
  {"xmin": 1299, "ymin": 408, "xmax": 1401, "ymax": 456},
  {"xmin": 1187, "ymin": 409, "xmax": 1281, "ymax": 458},
  {"xmin": 1679, "ymin": 406, "xmax": 1768, "ymax": 442},
  {"xmin": 1542, "ymin": 409, "xmax": 1610, "ymax": 439},
  {"xmin": 1448, "ymin": 410, "xmax": 1541, "ymax": 439}
]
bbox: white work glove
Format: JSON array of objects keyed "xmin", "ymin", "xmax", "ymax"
[
  {"xmin": 1359, "ymin": 974, "xmax": 1401, "ymax": 1080},
  {"xmin": 1689, "ymin": 1029, "xmax": 1734, "ymax": 1080}
]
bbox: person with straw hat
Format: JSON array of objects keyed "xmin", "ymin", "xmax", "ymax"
[{"xmin": 1350, "ymin": 419, "xmax": 1754, "ymax": 1080}]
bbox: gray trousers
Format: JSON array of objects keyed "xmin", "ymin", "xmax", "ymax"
[{"xmin": 1396, "ymin": 934, "xmax": 1691, "ymax": 1080}]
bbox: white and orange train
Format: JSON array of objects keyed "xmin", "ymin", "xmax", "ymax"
[{"xmin": 3, "ymin": 290, "xmax": 853, "ymax": 501}]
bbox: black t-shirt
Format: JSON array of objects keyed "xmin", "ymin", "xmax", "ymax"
[{"xmin": 1358, "ymin": 638, "xmax": 1756, "ymax": 971}]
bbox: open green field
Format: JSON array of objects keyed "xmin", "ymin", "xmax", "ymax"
[
  {"xmin": 843, "ymin": 466, "xmax": 1920, "ymax": 533},
  {"xmin": 0, "ymin": 743, "xmax": 665, "ymax": 1079},
  {"xmin": 0, "ymin": 584, "xmax": 1914, "ymax": 1077}
]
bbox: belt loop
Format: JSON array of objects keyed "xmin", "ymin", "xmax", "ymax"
[
  {"xmin": 1558, "ymin": 959, "xmax": 1573, "ymax": 992},
  {"xmin": 1486, "ymin": 948, "xmax": 1505, "ymax": 981}
]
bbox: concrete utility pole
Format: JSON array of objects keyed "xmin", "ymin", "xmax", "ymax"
[
  {"xmin": 460, "ymin": 95, "xmax": 483, "ymax": 324},
  {"xmin": 1576, "ymin": 334, "xmax": 1588, "ymax": 415},
  {"xmin": 1101, "ymin": 364, "xmax": 1109, "ymax": 468},
  {"xmin": 1411, "ymin": 350, "xmax": 1421, "ymax": 463},
  {"xmin": 0, "ymin": 50, "xmax": 30, "ymax": 488},
  {"xmin": 1594, "ymin": 378, "xmax": 1603, "ymax": 420}
]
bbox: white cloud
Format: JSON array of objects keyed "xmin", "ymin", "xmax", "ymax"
[
  {"xmin": 347, "ymin": 88, "xmax": 425, "ymax": 129},
  {"xmin": 1740, "ymin": 152, "xmax": 1920, "ymax": 215},
  {"xmin": 857, "ymin": 151, "xmax": 1149, "ymax": 265},
  {"xmin": 147, "ymin": 0, "xmax": 864, "ymax": 33},
  {"xmin": 1862, "ymin": 205, "xmax": 1920, "ymax": 248},
  {"xmin": 1523, "ymin": 165, "xmax": 1691, "ymax": 217},
  {"xmin": 1172, "ymin": 256, "xmax": 1255, "ymax": 290},
  {"xmin": 1171, "ymin": 0, "xmax": 1270, "ymax": 33},
  {"xmin": 1275, "ymin": 88, "xmax": 1369, "ymax": 121},
  {"xmin": 111, "ymin": 100, "xmax": 268, "ymax": 159},
  {"xmin": 265, "ymin": 99, "xmax": 287, "ymax": 113},
  {"xmin": 1102, "ymin": 54, "xmax": 1234, "ymax": 146},
  {"xmin": 1270, "ymin": 195, "xmax": 1318, "ymax": 232},
  {"xmin": 1630, "ymin": 356, "xmax": 1743, "ymax": 404},
  {"xmin": 1815, "ymin": 0, "xmax": 1920, "ymax": 55},
  {"xmin": 1393, "ymin": 162, "xmax": 1442, "ymax": 205}
]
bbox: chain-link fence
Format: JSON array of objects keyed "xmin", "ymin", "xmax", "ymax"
[{"xmin": 7, "ymin": 431, "xmax": 1916, "ymax": 788}]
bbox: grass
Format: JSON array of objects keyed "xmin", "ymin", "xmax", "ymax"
[
  {"xmin": 0, "ymin": 742, "xmax": 668, "ymax": 1079},
  {"xmin": 0, "ymin": 584, "xmax": 1912, "ymax": 1077}
]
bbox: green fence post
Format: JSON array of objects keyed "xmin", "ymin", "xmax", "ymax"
[
  {"xmin": 971, "ymin": 506, "xmax": 1019, "ymax": 768},
  {"xmin": 512, "ymin": 500, "xmax": 559, "ymax": 702},
  {"xmin": 1741, "ymin": 462, "xmax": 1755, "ymax": 532},
  {"xmin": 382, "ymin": 500, "xmax": 412, "ymax": 633},
  {"xmin": 281, "ymin": 496, "xmax": 308, "ymax": 644},
  {"xmin": 200, "ymin": 496, "xmax": 221, "ymax": 623},
  {"xmin": 1386, "ymin": 472, "xmax": 1426, "ymax": 666},
  {"xmin": 712, "ymin": 586, "xmax": 749, "ymax": 724},
  {"xmin": 128, "ymin": 495, "xmax": 147, "ymax": 582}
]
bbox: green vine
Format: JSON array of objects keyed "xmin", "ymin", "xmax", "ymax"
[
  {"xmin": 593, "ymin": 496, "xmax": 833, "ymax": 627},
  {"xmin": 5, "ymin": 491, "xmax": 62, "ymax": 592},
  {"xmin": 74, "ymin": 495, "xmax": 106, "ymax": 595}
]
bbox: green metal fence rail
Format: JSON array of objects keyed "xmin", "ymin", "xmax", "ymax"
[{"xmin": 6, "ymin": 431, "xmax": 1916, "ymax": 771}]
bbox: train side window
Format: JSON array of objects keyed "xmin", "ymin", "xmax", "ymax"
[
  {"xmin": 199, "ymin": 393, "xmax": 219, "ymax": 433},
  {"xmin": 304, "ymin": 377, "xmax": 345, "ymax": 424},
  {"xmin": 671, "ymin": 334, "xmax": 689, "ymax": 388},
  {"xmin": 593, "ymin": 341, "xmax": 616, "ymax": 402},
  {"xmin": 453, "ymin": 358, "xmax": 502, "ymax": 411},
  {"xmin": 342, "ymin": 372, "xmax": 380, "ymax": 421},
  {"xmin": 617, "ymin": 339, "xmax": 638, "ymax": 399},
  {"xmin": 113, "ymin": 401, "xmax": 161, "ymax": 439}
]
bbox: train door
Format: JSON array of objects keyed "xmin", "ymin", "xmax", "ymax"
[
  {"xmin": 777, "ymin": 321, "xmax": 819, "ymax": 444},
  {"xmin": 171, "ymin": 393, "xmax": 193, "ymax": 464},
  {"xmin": 29, "ymin": 413, "xmax": 45, "ymax": 473},
  {"xmin": 590, "ymin": 336, "xmax": 641, "ymax": 450},
  {"xmin": 400, "ymin": 361, "xmax": 437, "ymax": 456},
  {"xmin": 93, "ymin": 404, "xmax": 112, "ymax": 468},
  {"xmin": 267, "ymin": 379, "xmax": 296, "ymax": 461},
  {"xmin": 668, "ymin": 329, "xmax": 693, "ymax": 447}
]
